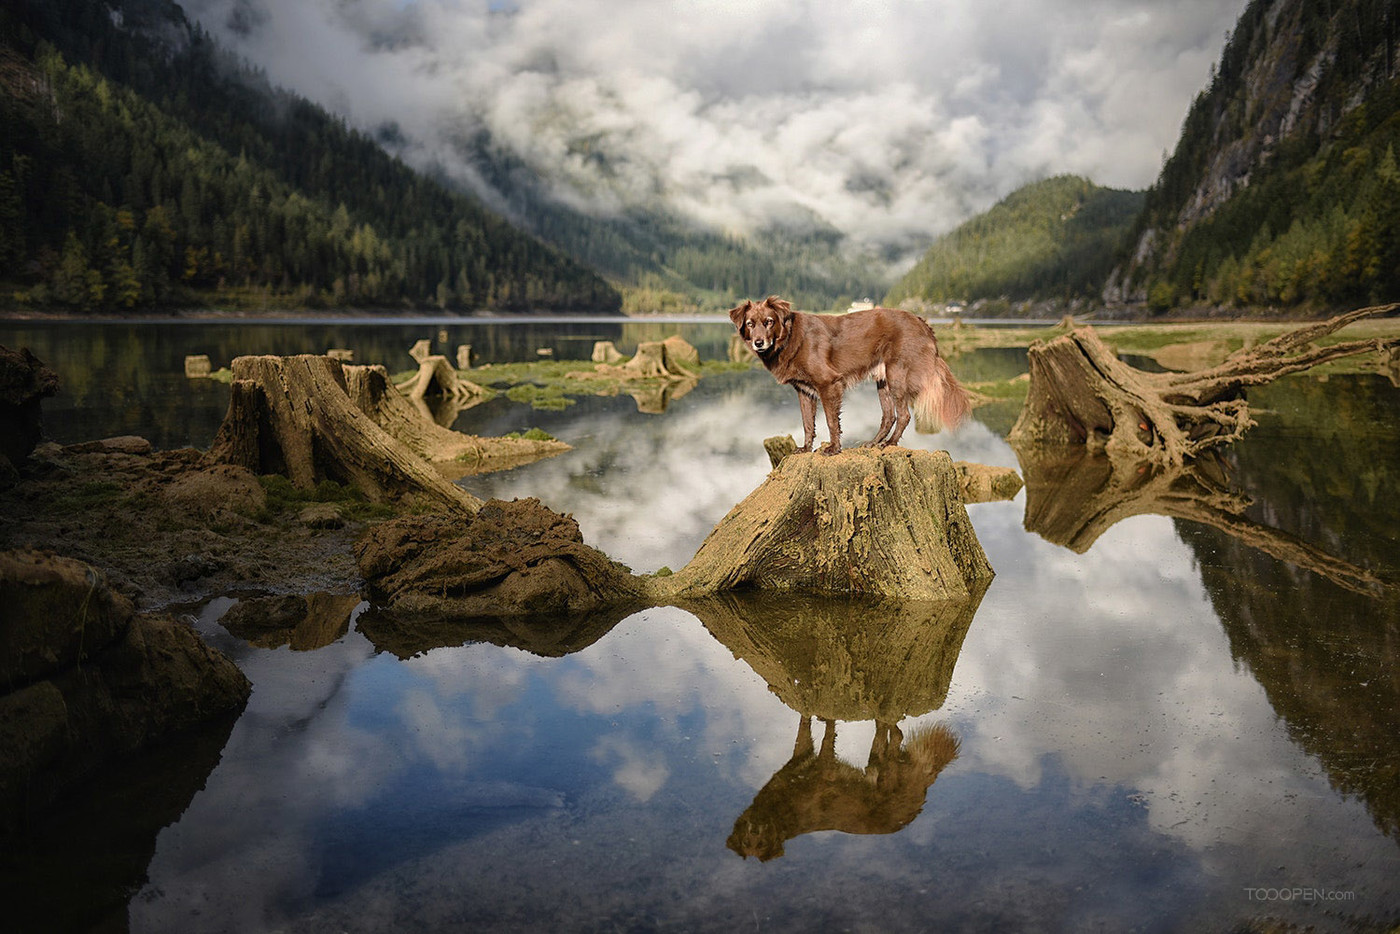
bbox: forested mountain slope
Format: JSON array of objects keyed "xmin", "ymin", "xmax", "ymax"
[
  {"xmin": 1109, "ymin": 0, "xmax": 1400, "ymax": 312},
  {"xmin": 0, "ymin": 0, "xmax": 619, "ymax": 313},
  {"xmin": 883, "ymin": 176, "xmax": 1143, "ymax": 309}
]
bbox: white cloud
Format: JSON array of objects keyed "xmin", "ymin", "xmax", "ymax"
[{"xmin": 180, "ymin": 0, "xmax": 1248, "ymax": 252}]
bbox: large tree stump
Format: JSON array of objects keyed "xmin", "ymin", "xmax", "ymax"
[
  {"xmin": 1009, "ymin": 304, "xmax": 1400, "ymax": 466},
  {"xmin": 655, "ymin": 447, "xmax": 992, "ymax": 601},
  {"xmin": 344, "ymin": 364, "xmax": 568, "ymax": 478},
  {"xmin": 207, "ymin": 354, "xmax": 480, "ymax": 513}
]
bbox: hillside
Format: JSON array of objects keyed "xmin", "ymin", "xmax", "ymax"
[
  {"xmin": 883, "ymin": 176, "xmax": 1144, "ymax": 310},
  {"xmin": 1109, "ymin": 0, "xmax": 1400, "ymax": 312},
  {"xmin": 0, "ymin": 0, "xmax": 620, "ymax": 314},
  {"xmin": 439, "ymin": 131, "xmax": 891, "ymax": 314}
]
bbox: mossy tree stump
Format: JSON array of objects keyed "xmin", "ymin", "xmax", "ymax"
[
  {"xmin": 1009, "ymin": 304, "xmax": 1400, "ymax": 466},
  {"xmin": 656, "ymin": 447, "xmax": 992, "ymax": 601},
  {"xmin": 207, "ymin": 354, "xmax": 480, "ymax": 513}
]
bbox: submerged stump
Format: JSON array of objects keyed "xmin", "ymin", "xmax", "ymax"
[
  {"xmin": 1009, "ymin": 304, "xmax": 1400, "ymax": 466},
  {"xmin": 657, "ymin": 447, "xmax": 993, "ymax": 601}
]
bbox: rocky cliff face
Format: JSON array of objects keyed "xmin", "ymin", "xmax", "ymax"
[{"xmin": 1108, "ymin": 0, "xmax": 1400, "ymax": 306}]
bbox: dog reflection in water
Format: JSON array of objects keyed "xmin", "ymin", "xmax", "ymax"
[{"xmin": 727, "ymin": 716, "xmax": 960, "ymax": 861}]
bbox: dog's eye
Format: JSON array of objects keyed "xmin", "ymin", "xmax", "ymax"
[{"xmin": 764, "ymin": 319, "xmax": 774, "ymax": 327}]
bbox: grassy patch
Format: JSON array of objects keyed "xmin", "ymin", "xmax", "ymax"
[
  {"xmin": 257, "ymin": 475, "xmax": 397, "ymax": 522},
  {"xmin": 503, "ymin": 428, "xmax": 558, "ymax": 442}
]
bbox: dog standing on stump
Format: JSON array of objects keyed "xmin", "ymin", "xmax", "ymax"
[{"xmin": 729, "ymin": 295, "xmax": 970, "ymax": 454}]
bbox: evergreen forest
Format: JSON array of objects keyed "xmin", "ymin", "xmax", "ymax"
[
  {"xmin": 0, "ymin": 0, "xmax": 620, "ymax": 314},
  {"xmin": 1128, "ymin": 0, "xmax": 1400, "ymax": 311},
  {"xmin": 883, "ymin": 176, "xmax": 1144, "ymax": 308}
]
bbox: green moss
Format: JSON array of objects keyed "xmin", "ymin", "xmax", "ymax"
[
  {"xmin": 256, "ymin": 475, "xmax": 396, "ymax": 521},
  {"xmin": 504, "ymin": 428, "xmax": 557, "ymax": 442}
]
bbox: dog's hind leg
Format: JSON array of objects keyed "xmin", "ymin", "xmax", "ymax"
[
  {"xmin": 882, "ymin": 388, "xmax": 914, "ymax": 447},
  {"xmin": 861, "ymin": 378, "xmax": 898, "ymax": 447}
]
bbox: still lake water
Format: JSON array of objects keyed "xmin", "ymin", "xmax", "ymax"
[{"xmin": 2, "ymin": 317, "xmax": 1399, "ymax": 933}]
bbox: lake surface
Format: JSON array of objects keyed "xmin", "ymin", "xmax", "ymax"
[{"xmin": 2, "ymin": 317, "xmax": 1398, "ymax": 933}]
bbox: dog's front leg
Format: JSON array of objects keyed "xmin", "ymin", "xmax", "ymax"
[
  {"xmin": 797, "ymin": 388, "xmax": 817, "ymax": 452},
  {"xmin": 819, "ymin": 386, "xmax": 844, "ymax": 455}
]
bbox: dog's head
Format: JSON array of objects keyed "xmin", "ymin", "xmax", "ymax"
[{"xmin": 728, "ymin": 295, "xmax": 793, "ymax": 358}]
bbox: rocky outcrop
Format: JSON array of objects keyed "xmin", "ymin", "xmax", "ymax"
[
  {"xmin": 354, "ymin": 498, "xmax": 646, "ymax": 620},
  {"xmin": 0, "ymin": 550, "xmax": 250, "ymax": 831}
]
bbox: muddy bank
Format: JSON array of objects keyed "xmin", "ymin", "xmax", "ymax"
[{"xmin": 0, "ymin": 438, "xmax": 367, "ymax": 609}]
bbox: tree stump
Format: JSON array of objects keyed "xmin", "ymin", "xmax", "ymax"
[
  {"xmin": 345, "ymin": 364, "xmax": 568, "ymax": 478},
  {"xmin": 655, "ymin": 447, "xmax": 993, "ymax": 601},
  {"xmin": 395, "ymin": 355, "xmax": 488, "ymax": 404},
  {"xmin": 206, "ymin": 354, "xmax": 480, "ymax": 512},
  {"xmin": 409, "ymin": 339, "xmax": 432, "ymax": 364},
  {"xmin": 1009, "ymin": 304, "xmax": 1400, "ymax": 466},
  {"xmin": 591, "ymin": 341, "xmax": 625, "ymax": 364},
  {"xmin": 622, "ymin": 341, "xmax": 672, "ymax": 378}
]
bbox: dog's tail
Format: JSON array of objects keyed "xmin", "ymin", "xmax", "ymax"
[{"xmin": 912, "ymin": 352, "xmax": 970, "ymax": 434}]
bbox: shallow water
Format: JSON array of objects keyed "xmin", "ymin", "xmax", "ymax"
[{"xmin": 2, "ymin": 318, "xmax": 1398, "ymax": 932}]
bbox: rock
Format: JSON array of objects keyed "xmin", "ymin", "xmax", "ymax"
[
  {"xmin": 163, "ymin": 464, "xmax": 267, "ymax": 521},
  {"xmin": 0, "ymin": 550, "xmax": 134, "ymax": 689},
  {"xmin": 0, "ymin": 345, "xmax": 59, "ymax": 471},
  {"xmin": 355, "ymin": 497, "xmax": 645, "ymax": 619},
  {"xmin": 298, "ymin": 503, "xmax": 345, "ymax": 529},
  {"xmin": 0, "ymin": 550, "xmax": 250, "ymax": 831},
  {"xmin": 183, "ymin": 354, "xmax": 212, "ymax": 378},
  {"xmin": 657, "ymin": 447, "xmax": 994, "ymax": 601},
  {"xmin": 63, "ymin": 436, "xmax": 153, "ymax": 456}
]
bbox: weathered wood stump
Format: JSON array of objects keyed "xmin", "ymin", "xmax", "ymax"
[
  {"xmin": 395, "ymin": 355, "xmax": 488, "ymax": 405},
  {"xmin": 207, "ymin": 354, "xmax": 480, "ymax": 512},
  {"xmin": 1009, "ymin": 304, "xmax": 1400, "ymax": 466},
  {"xmin": 344, "ymin": 364, "xmax": 567, "ymax": 477},
  {"xmin": 655, "ymin": 447, "xmax": 993, "ymax": 601},
  {"xmin": 591, "ymin": 341, "xmax": 625, "ymax": 364}
]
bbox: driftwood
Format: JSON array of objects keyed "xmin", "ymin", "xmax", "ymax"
[
  {"xmin": 655, "ymin": 447, "xmax": 993, "ymax": 601},
  {"xmin": 344, "ymin": 364, "xmax": 567, "ymax": 479},
  {"xmin": 1009, "ymin": 304, "xmax": 1400, "ymax": 466},
  {"xmin": 207, "ymin": 354, "xmax": 480, "ymax": 512},
  {"xmin": 1012, "ymin": 441, "xmax": 1388, "ymax": 597}
]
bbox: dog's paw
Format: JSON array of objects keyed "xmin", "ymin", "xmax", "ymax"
[{"xmin": 818, "ymin": 443, "xmax": 842, "ymax": 456}]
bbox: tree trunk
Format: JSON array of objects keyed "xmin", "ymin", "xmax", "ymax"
[
  {"xmin": 655, "ymin": 447, "xmax": 993, "ymax": 601},
  {"xmin": 1009, "ymin": 304, "xmax": 1400, "ymax": 466},
  {"xmin": 344, "ymin": 364, "xmax": 568, "ymax": 477},
  {"xmin": 207, "ymin": 354, "xmax": 480, "ymax": 513}
]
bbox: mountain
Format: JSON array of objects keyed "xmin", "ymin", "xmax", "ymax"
[
  {"xmin": 1108, "ymin": 0, "xmax": 1400, "ymax": 312},
  {"xmin": 883, "ymin": 175, "xmax": 1144, "ymax": 311},
  {"xmin": 421, "ymin": 130, "xmax": 892, "ymax": 314},
  {"xmin": 0, "ymin": 0, "xmax": 620, "ymax": 314}
]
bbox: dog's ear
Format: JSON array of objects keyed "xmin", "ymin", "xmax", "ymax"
[
  {"xmin": 763, "ymin": 295, "xmax": 793, "ymax": 319},
  {"xmin": 728, "ymin": 300, "xmax": 753, "ymax": 327}
]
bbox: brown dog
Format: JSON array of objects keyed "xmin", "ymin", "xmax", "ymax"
[{"xmin": 729, "ymin": 295, "xmax": 969, "ymax": 454}]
